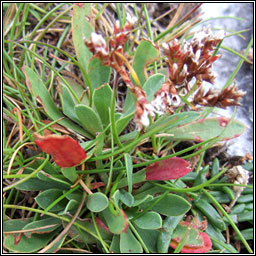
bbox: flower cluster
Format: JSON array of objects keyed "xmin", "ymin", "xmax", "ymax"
[
  {"xmin": 133, "ymin": 87, "xmax": 155, "ymax": 130},
  {"xmin": 150, "ymin": 26, "xmax": 225, "ymax": 116},
  {"xmin": 85, "ymin": 25, "xmax": 246, "ymax": 130},
  {"xmin": 85, "ymin": 21, "xmax": 134, "ymax": 88},
  {"xmin": 193, "ymin": 83, "xmax": 246, "ymax": 108}
]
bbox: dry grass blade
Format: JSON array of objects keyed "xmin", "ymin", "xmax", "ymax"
[
  {"xmin": 167, "ymin": 3, "xmax": 184, "ymax": 30},
  {"xmin": 11, "ymin": 107, "xmax": 24, "ymax": 143},
  {"xmin": 7, "ymin": 142, "xmax": 34, "ymax": 175},
  {"xmin": 38, "ymin": 192, "xmax": 87, "ymax": 253}
]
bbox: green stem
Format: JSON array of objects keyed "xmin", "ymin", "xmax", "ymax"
[
  {"xmin": 110, "ymin": 91, "xmax": 123, "ymax": 148},
  {"xmin": 42, "ymin": 185, "xmax": 80, "ymax": 214},
  {"xmin": 91, "ymin": 212, "xmax": 110, "ymax": 253},
  {"xmin": 3, "ymin": 155, "xmax": 50, "ymax": 192},
  {"xmin": 128, "ymin": 221, "xmax": 150, "ymax": 253}
]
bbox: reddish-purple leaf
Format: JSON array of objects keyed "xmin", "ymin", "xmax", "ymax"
[
  {"xmin": 146, "ymin": 157, "xmax": 192, "ymax": 180},
  {"xmin": 33, "ymin": 133, "xmax": 87, "ymax": 168},
  {"xmin": 170, "ymin": 221, "xmax": 212, "ymax": 253}
]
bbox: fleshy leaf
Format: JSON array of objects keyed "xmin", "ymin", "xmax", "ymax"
[
  {"xmin": 132, "ymin": 39, "xmax": 159, "ymax": 86},
  {"xmin": 168, "ymin": 117, "xmax": 247, "ymax": 142},
  {"xmin": 170, "ymin": 221, "xmax": 212, "ymax": 253},
  {"xmin": 102, "ymin": 207, "xmax": 128, "ymax": 234},
  {"xmin": 35, "ymin": 188, "xmax": 69, "ymax": 212},
  {"xmin": 86, "ymin": 192, "xmax": 109, "ymax": 212},
  {"xmin": 72, "ymin": 3, "xmax": 94, "ymax": 71},
  {"xmin": 23, "ymin": 217, "xmax": 61, "ymax": 237},
  {"xmin": 140, "ymin": 194, "xmax": 191, "ymax": 217},
  {"xmin": 61, "ymin": 167, "xmax": 77, "ymax": 183},
  {"xmin": 75, "ymin": 104, "xmax": 103, "ymax": 136},
  {"xmin": 157, "ymin": 215, "xmax": 184, "ymax": 253},
  {"xmin": 22, "ymin": 66, "xmax": 92, "ymax": 138},
  {"xmin": 93, "ymin": 83, "xmax": 112, "ymax": 127},
  {"xmin": 146, "ymin": 157, "xmax": 192, "ymax": 180},
  {"xmin": 120, "ymin": 227, "xmax": 143, "ymax": 253},
  {"xmin": 33, "ymin": 133, "xmax": 87, "ymax": 168},
  {"xmin": 88, "ymin": 57, "xmax": 111, "ymax": 90},
  {"xmin": 133, "ymin": 211, "xmax": 162, "ymax": 230}
]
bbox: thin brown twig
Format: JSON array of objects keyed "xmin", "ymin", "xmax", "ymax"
[{"xmin": 38, "ymin": 192, "xmax": 87, "ymax": 253}]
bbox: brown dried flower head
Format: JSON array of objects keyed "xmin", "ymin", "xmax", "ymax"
[{"xmin": 193, "ymin": 83, "xmax": 246, "ymax": 108}]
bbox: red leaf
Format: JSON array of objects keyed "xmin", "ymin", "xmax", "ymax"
[
  {"xmin": 146, "ymin": 157, "xmax": 191, "ymax": 180},
  {"xmin": 170, "ymin": 221, "xmax": 212, "ymax": 253},
  {"xmin": 33, "ymin": 133, "xmax": 86, "ymax": 168}
]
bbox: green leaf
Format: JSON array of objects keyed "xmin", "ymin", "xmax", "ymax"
[
  {"xmin": 64, "ymin": 217, "xmax": 112, "ymax": 244},
  {"xmin": 3, "ymin": 218, "xmax": 32, "ymax": 232},
  {"xmin": 15, "ymin": 177, "xmax": 64, "ymax": 191},
  {"xmin": 72, "ymin": 3, "xmax": 94, "ymax": 71},
  {"xmin": 94, "ymin": 131, "xmax": 105, "ymax": 156},
  {"xmin": 22, "ymin": 66, "xmax": 92, "ymax": 138},
  {"xmin": 65, "ymin": 190, "xmax": 83, "ymax": 203},
  {"xmin": 88, "ymin": 57, "xmax": 111, "ymax": 90},
  {"xmin": 110, "ymin": 235, "xmax": 120, "ymax": 253},
  {"xmin": 157, "ymin": 215, "xmax": 184, "ymax": 253},
  {"xmin": 93, "ymin": 83, "xmax": 112, "ymax": 127},
  {"xmin": 62, "ymin": 76, "xmax": 89, "ymax": 105},
  {"xmin": 124, "ymin": 153, "xmax": 133, "ymax": 193},
  {"xmin": 132, "ymin": 195, "xmax": 154, "ymax": 207},
  {"xmin": 87, "ymin": 192, "xmax": 109, "ymax": 212},
  {"xmin": 119, "ymin": 189, "xmax": 134, "ymax": 207},
  {"xmin": 60, "ymin": 199, "xmax": 79, "ymax": 215},
  {"xmin": 61, "ymin": 167, "xmax": 77, "ymax": 183},
  {"xmin": 234, "ymin": 228, "xmax": 253, "ymax": 240},
  {"xmin": 23, "ymin": 217, "xmax": 61, "ymax": 237},
  {"xmin": 111, "ymin": 190, "xmax": 120, "ymax": 206},
  {"xmin": 15, "ymin": 165, "xmax": 68, "ymax": 191},
  {"xmin": 120, "ymin": 227, "xmax": 143, "ymax": 253},
  {"xmin": 133, "ymin": 211, "xmax": 162, "ymax": 229},
  {"xmin": 117, "ymin": 169, "xmax": 146, "ymax": 189},
  {"xmin": 132, "ymin": 39, "xmax": 159, "ymax": 86},
  {"xmin": 4, "ymin": 218, "xmax": 59, "ymax": 253},
  {"xmin": 37, "ymin": 170, "xmax": 70, "ymax": 188},
  {"xmin": 146, "ymin": 111, "xmax": 201, "ymax": 134},
  {"xmin": 75, "ymin": 104, "xmax": 103, "ymax": 136},
  {"xmin": 58, "ymin": 83, "xmax": 80, "ymax": 123},
  {"xmin": 35, "ymin": 189, "xmax": 69, "ymax": 212},
  {"xmin": 140, "ymin": 194, "xmax": 191, "ymax": 217},
  {"xmin": 168, "ymin": 117, "xmax": 247, "ymax": 142},
  {"xmin": 115, "ymin": 112, "xmax": 134, "ymax": 135},
  {"xmin": 134, "ymin": 225, "xmax": 160, "ymax": 253},
  {"xmin": 102, "ymin": 207, "xmax": 128, "ymax": 234},
  {"xmin": 143, "ymin": 73, "xmax": 165, "ymax": 102}
]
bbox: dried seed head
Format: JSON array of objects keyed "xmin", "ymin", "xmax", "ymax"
[
  {"xmin": 226, "ymin": 165, "xmax": 250, "ymax": 194},
  {"xmin": 193, "ymin": 84, "xmax": 246, "ymax": 108}
]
